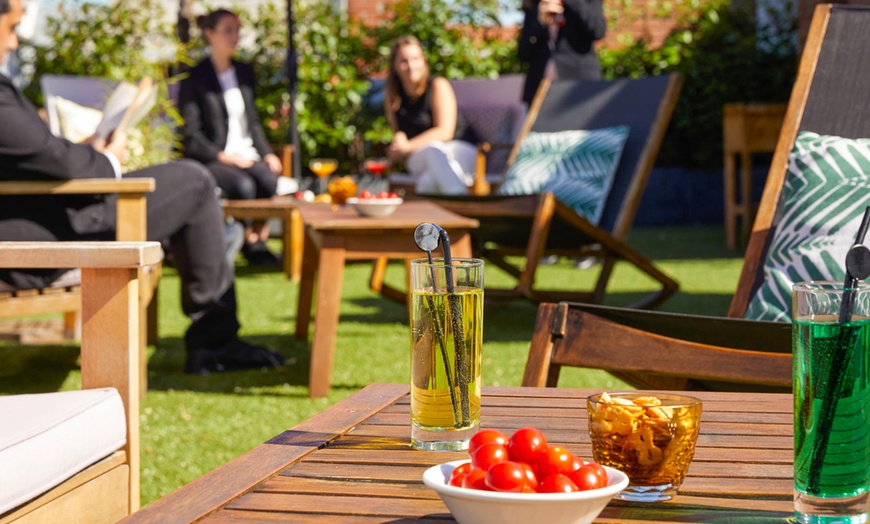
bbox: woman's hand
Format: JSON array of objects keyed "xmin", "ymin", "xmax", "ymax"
[
  {"xmin": 538, "ymin": 0, "xmax": 564, "ymax": 25},
  {"xmin": 217, "ymin": 152, "xmax": 255, "ymax": 169},
  {"xmin": 388, "ymin": 132, "xmax": 411, "ymax": 164},
  {"xmin": 263, "ymin": 153, "xmax": 283, "ymax": 175}
]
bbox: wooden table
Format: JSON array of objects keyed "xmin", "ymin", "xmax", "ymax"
[
  {"xmin": 123, "ymin": 384, "xmax": 794, "ymax": 523},
  {"xmin": 222, "ymin": 197, "xmax": 303, "ymax": 281},
  {"xmin": 294, "ymin": 201, "xmax": 478, "ymax": 398}
]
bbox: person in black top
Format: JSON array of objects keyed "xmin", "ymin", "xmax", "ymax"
[
  {"xmin": 384, "ymin": 35, "xmax": 476, "ymax": 195},
  {"xmin": 518, "ymin": 0, "xmax": 607, "ymax": 106}
]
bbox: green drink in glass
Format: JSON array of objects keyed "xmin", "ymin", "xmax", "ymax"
[
  {"xmin": 409, "ymin": 258, "xmax": 483, "ymax": 451},
  {"xmin": 793, "ymin": 282, "xmax": 870, "ymax": 523}
]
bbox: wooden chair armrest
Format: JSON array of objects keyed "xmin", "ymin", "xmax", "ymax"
[
  {"xmin": 0, "ymin": 241, "xmax": 163, "ymax": 268},
  {"xmin": 0, "ymin": 178, "xmax": 155, "ymax": 195}
]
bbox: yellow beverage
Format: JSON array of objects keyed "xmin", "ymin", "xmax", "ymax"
[
  {"xmin": 410, "ymin": 287, "xmax": 482, "ymax": 450},
  {"xmin": 309, "ymin": 158, "xmax": 338, "ymax": 178}
]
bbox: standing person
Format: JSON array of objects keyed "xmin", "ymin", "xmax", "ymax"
[
  {"xmin": 385, "ymin": 35, "xmax": 477, "ymax": 195},
  {"xmin": 0, "ymin": 0, "xmax": 285, "ymax": 375},
  {"xmin": 178, "ymin": 8, "xmax": 295, "ymax": 266},
  {"xmin": 518, "ymin": 0, "xmax": 607, "ymax": 105}
]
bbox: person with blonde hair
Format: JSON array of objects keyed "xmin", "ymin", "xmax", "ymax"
[{"xmin": 384, "ymin": 35, "xmax": 477, "ymax": 195}]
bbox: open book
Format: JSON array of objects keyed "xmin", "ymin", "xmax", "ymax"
[{"xmin": 93, "ymin": 77, "xmax": 158, "ymax": 141}]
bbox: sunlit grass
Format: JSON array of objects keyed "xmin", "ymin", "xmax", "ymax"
[{"xmin": 0, "ymin": 224, "xmax": 744, "ymax": 505}]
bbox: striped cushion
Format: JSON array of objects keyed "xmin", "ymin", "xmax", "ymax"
[
  {"xmin": 496, "ymin": 126, "xmax": 629, "ymax": 224},
  {"xmin": 745, "ymin": 131, "xmax": 870, "ymax": 321}
]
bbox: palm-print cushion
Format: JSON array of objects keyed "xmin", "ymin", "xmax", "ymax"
[
  {"xmin": 496, "ymin": 126, "xmax": 630, "ymax": 224},
  {"xmin": 745, "ymin": 131, "xmax": 870, "ymax": 322}
]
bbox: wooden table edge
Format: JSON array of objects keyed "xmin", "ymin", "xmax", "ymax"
[{"xmin": 120, "ymin": 383, "xmax": 409, "ymax": 524}]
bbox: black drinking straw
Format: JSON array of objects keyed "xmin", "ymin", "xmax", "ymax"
[
  {"xmin": 414, "ymin": 223, "xmax": 463, "ymax": 426},
  {"xmin": 806, "ymin": 206, "xmax": 870, "ymax": 492}
]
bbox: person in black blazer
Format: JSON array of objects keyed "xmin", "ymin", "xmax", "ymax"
[
  {"xmin": 0, "ymin": 0, "xmax": 284, "ymax": 375},
  {"xmin": 518, "ymin": 0, "xmax": 607, "ymax": 106},
  {"xmin": 178, "ymin": 9, "xmax": 288, "ymax": 265}
]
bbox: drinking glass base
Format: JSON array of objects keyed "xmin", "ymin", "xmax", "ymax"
[
  {"xmin": 411, "ymin": 424, "xmax": 477, "ymax": 451},
  {"xmin": 614, "ymin": 483, "xmax": 679, "ymax": 502},
  {"xmin": 794, "ymin": 490, "xmax": 869, "ymax": 523}
]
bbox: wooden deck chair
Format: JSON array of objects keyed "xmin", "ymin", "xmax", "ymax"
[
  {"xmin": 0, "ymin": 241, "xmax": 161, "ymax": 523},
  {"xmin": 0, "ymin": 179, "xmax": 157, "ymax": 397},
  {"xmin": 522, "ymin": 3, "xmax": 870, "ymax": 391},
  {"xmin": 425, "ymin": 74, "xmax": 683, "ymax": 309}
]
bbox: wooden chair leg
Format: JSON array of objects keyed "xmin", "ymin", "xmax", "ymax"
[{"xmin": 63, "ymin": 310, "xmax": 80, "ymax": 340}]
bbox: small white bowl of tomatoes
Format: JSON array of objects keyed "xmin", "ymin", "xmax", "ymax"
[
  {"xmin": 347, "ymin": 190, "xmax": 403, "ymax": 217},
  {"xmin": 422, "ymin": 427, "xmax": 628, "ymax": 524}
]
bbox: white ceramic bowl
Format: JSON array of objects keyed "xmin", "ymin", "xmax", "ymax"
[
  {"xmin": 346, "ymin": 197, "xmax": 403, "ymax": 217},
  {"xmin": 423, "ymin": 460, "xmax": 628, "ymax": 524}
]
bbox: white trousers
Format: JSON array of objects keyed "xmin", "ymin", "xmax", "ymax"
[{"xmin": 407, "ymin": 140, "xmax": 477, "ymax": 195}]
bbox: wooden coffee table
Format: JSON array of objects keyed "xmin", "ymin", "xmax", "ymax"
[
  {"xmin": 120, "ymin": 384, "xmax": 794, "ymax": 523},
  {"xmin": 294, "ymin": 201, "xmax": 479, "ymax": 398}
]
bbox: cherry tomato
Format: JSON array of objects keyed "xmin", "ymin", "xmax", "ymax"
[
  {"xmin": 485, "ymin": 461, "xmax": 528, "ymax": 492},
  {"xmin": 586, "ymin": 462, "xmax": 608, "ymax": 486},
  {"xmin": 461, "ymin": 468, "xmax": 489, "ymax": 490},
  {"xmin": 570, "ymin": 453, "xmax": 584, "ymax": 472},
  {"xmin": 520, "ymin": 462, "xmax": 538, "ymax": 487},
  {"xmin": 377, "ymin": 191, "xmax": 389, "ymax": 198},
  {"xmin": 387, "ymin": 191, "xmax": 399, "ymax": 198},
  {"xmin": 449, "ymin": 472, "xmax": 469, "ymax": 487},
  {"xmin": 468, "ymin": 429, "xmax": 509, "ymax": 456},
  {"xmin": 449, "ymin": 462, "xmax": 473, "ymax": 487},
  {"xmin": 471, "ymin": 442, "xmax": 508, "ymax": 471},
  {"xmin": 538, "ymin": 473, "xmax": 579, "ymax": 493},
  {"xmin": 568, "ymin": 464, "xmax": 607, "ymax": 491},
  {"xmin": 536, "ymin": 446, "xmax": 576, "ymax": 478},
  {"xmin": 508, "ymin": 427, "xmax": 548, "ymax": 465},
  {"xmin": 359, "ymin": 190, "xmax": 373, "ymax": 199}
]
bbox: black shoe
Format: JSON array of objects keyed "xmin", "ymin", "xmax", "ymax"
[
  {"xmin": 185, "ymin": 338, "xmax": 286, "ymax": 375},
  {"xmin": 242, "ymin": 241, "xmax": 281, "ymax": 267}
]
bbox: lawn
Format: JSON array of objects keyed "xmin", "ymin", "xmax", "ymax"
[{"xmin": 0, "ymin": 224, "xmax": 745, "ymax": 505}]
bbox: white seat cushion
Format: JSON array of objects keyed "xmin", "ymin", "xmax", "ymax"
[{"xmin": 0, "ymin": 388, "xmax": 126, "ymax": 514}]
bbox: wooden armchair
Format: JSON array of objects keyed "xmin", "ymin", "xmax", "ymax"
[
  {"xmin": 522, "ymin": 3, "xmax": 870, "ymax": 392},
  {"xmin": 0, "ymin": 240, "xmax": 161, "ymax": 523},
  {"xmin": 0, "ymin": 178, "xmax": 157, "ymax": 395}
]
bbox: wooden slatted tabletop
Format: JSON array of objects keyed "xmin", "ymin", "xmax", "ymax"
[{"xmin": 122, "ymin": 384, "xmax": 794, "ymax": 523}]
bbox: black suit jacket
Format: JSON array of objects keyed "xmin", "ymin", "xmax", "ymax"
[
  {"xmin": 178, "ymin": 58, "xmax": 273, "ymax": 163},
  {"xmin": 0, "ymin": 73, "xmax": 117, "ymax": 238},
  {"xmin": 518, "ymin": 0, "xmax": 606, "ymax": 105}
]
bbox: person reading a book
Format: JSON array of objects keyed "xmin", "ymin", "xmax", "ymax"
[
  {"xmin": 385, "ymin": 35, "xmax": 478, "ymax": 195},
  {"xmin": 0, "ymin": 0, "xmax": 285, "ymax": 375},
  {"xmin": 178, "ymin": 8, "xmax": 293, "ymax": 266}
]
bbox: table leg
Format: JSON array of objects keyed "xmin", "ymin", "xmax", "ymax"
[
  {"xmin": 295, "ymin": 231, "xmax": 318, "ymax": 340},
  {"xmin": 308, "ymin": 243, "xmax": 346, "ymax": 398}
]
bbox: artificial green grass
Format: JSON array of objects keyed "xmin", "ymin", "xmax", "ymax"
[{"xmin": 0, "ymin": 224, "xmax": 745, "ymax": 505}]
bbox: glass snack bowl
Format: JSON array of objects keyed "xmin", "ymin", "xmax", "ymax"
[
  {"xmin": 423, "ymin": 460, "xmax": 628, "ymax": 524},
  {"xmin": 587, "ymin": 392, "xmax": 702, "ymax": 502}
]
